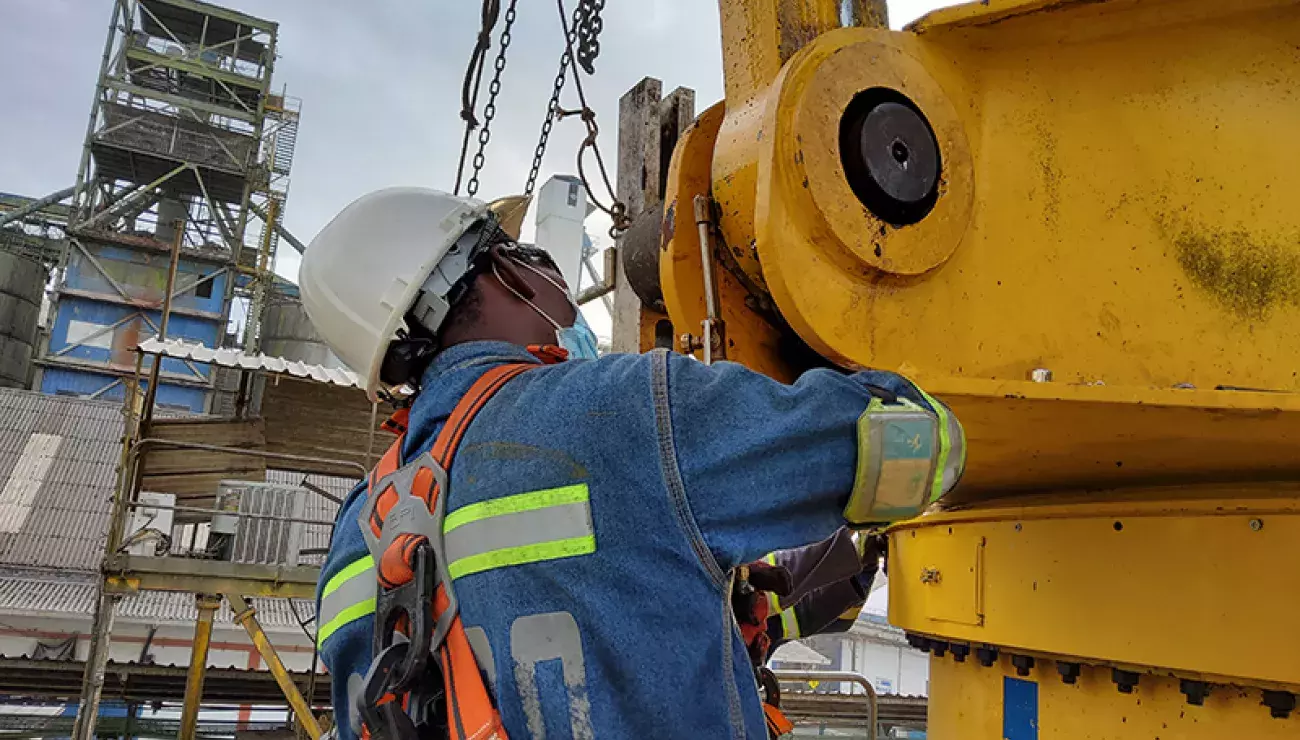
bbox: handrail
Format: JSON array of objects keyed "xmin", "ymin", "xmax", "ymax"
[
  {"xmin": 132, "ymin": 437, "xmax": 368, "ymax": 480},
  {"xmin": 772, "ymin": 669, "xmax": 878, "ymax": 740}
]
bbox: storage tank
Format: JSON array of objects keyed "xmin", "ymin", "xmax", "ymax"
[
  {"xmin": 261, "ymin": 292, "xmax": 344, "ymax": 368},
  {"xmin": 0, "ymin": 252, "xmax": 45, "ymax": 389}
]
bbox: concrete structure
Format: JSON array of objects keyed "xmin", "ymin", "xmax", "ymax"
[
  {"xmin": 0, "ymin": 252, "xmax": 45, "ymax": 389},
  {"xmin": 37, "ymin": 0, "xmax": 299, "ymax": 413}
]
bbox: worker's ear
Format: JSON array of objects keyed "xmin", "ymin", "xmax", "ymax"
[{"xmin": 488, "ymin": 244, "xmax": 537, "ymax": 301}]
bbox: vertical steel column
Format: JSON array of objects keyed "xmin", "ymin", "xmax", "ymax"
[
  {"xmin": 228, "ymin": 594, "xmax": 323, "ymax": 740},
  {"xmin": 178, "ymin": 595, "xmax": 222, "ymax": 740},
  {"xmin": 141, "ymin": 220, "xmax": 184, "ymax": 427},
  {"xmin": 71, "ymin": 586, "xmax": 120, "ymax": 740}
]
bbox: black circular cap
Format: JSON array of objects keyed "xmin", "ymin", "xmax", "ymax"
[
  {"xmin": 839, "ymin": 90, "xmax": 942, "ymax": 225},
  {"xmin": 860, "ymin": 102, "xmax": 939, "ymax": 204}
]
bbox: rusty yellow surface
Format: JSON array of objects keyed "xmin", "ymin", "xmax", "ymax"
[
  {"xmin": 706, "ymin": 0, "xmax": 1300, "ymax": 392},
  {"xmin": 927, "ymin": 652, "xmax": 1300, "ymax": 739},
  {"xmin": 230, "ymin": 593, "xmax": 324, "ymax": 740},
  {"xmin": 179, "ymin": 596, "xmax": 220, "ymax": 740},
  {"xmin": 889, "ymin": 494, "xmax": 1300, "ymax": 688}
]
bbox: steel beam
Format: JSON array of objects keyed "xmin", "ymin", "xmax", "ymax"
[
  {"xmin": 0, "ymin": 186, "xmax": 75, "ymax": 229},
  {"xmin": 248, "ymin": 199, "xmax": 305, "ymax": 254},
  {"xmin": 104, "ymin": 554, "xmax": 320, "ymax": 599},
  {"xmin": 178, "ymin": 594, "xmax": 221, "ymax": 740},
  {"xmin": 228, "ymin": 594, "xmax": 323, "ymax": 740}
]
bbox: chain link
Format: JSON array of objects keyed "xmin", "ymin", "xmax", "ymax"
[
  {"xmin": 453, "ymin": 0, "xmax": 500, "ymax": 195},
  {"xmin": 524, "ymin": 2, "xmax": 583, "ymax": 198},
  {"xmin": 524, "ymin": 0, "xmax": 630, "ymax": 238},
  {"xmin": 575, "ymin": 0, "xmax": 604, "ymax": 75},
  {"xmin": 465, "ymin": 0, "xmax": 519, "ymax": 197}
]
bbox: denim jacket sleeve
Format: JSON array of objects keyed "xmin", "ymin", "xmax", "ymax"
[{"xmin": 659, "ymin": 350, "xmax": 916, "ymax": 573}]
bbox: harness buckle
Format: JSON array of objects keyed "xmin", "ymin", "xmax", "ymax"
[
  {"xmin": 358, "ymin": 453, "xmax": 463, "ymax": 737},
  {"xmin": 358, "ymin": 642, "xmax": 446, "ymax": 740}
]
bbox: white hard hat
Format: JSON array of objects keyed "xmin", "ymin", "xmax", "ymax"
[{"xmin": 299, "ymin": 187, "xmax": 490, "ymax": 400}]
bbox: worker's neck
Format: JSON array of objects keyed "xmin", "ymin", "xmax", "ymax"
[{"xmin": 438, "ymin": 328, "xmax": 554, "ymax": 352}]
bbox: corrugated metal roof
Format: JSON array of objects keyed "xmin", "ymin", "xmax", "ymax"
[
  {"xmin": 0, "ymin": 574, "xmax": 316, "ymax": 632},
  {"xmin": 0, "ymin": 389, "xmax": 123, "ymax": 571},
  {"xmin": 137, "ymin": 338, "xmax": 361, "ymax": 388}
]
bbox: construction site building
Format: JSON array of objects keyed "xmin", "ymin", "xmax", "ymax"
[{"xmin": 37, "ymin": 0, "xmax": 299, "ymax": 413}]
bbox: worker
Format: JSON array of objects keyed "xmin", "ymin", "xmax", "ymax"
[{"xmin": 304, "ymin": 188, "xmax": 965, "ymax": 740}]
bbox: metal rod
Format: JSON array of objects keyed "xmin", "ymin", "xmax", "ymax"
[
  {"xmin": 693, "ymin": 195, "xmax": 722, "ymax": 364},
  {"xmin": 158, "ymin": 219, "xmax": 184, "ymax": 341},
  {"xmin": 71, "ymin": 586, "xmax": 119, "ymax": 740},
  {"xmin": 772, "ymin": 669, "xmax": 878, "ymax": 740},
  {"xmin": 178, "ymin": 595, "xmax": 221, "ymax": 740},
  {"xmin": 227, "ymin": 594, "xmax": 323, "ymax": 740},
  {"xmin": 79, "ymin": 162, "xmax": 190, "ymax": 231},
  {"xmin": 576, "ymin": 250, "xmax": 617, "ymax": 307},
  {"xmin": 132, "ymin": 437, "xmax": 369, "ymax": 479},
  {"xmin": 247, "ymin": 200, "xmax": 307, "ymax": 254},
  {"xmin": 125, "ymin": 500, "xmax": 335, "ymax": 528},
  {"xmin": 141, "ymin": 218, "xmax": 184, "ymax": 427},
  {"xmin": 0, "ymin": 186, "xmax": 75, "ymax": 229},
  {"xmin": 693, "ymin": 195, "xmax": 719, "ymax": 322},
  {"xmin": 244, "ymin": 197, "xmax": 280, "ymax": 352}
]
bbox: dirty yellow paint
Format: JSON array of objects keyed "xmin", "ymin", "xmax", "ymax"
[
  {"xmin": 1170, "ymin": 224, "xmax": 1300, "ymax": 321},
  {"xmin": 661, "ymin": 102, "xmax": 798, "ymax": 381},
  {"xmin": 703, "ymin": 0, "xmax": 1300, "ymax": 392}
]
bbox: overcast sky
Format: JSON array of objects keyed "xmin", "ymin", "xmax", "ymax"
[{"xmin": 1, "ymin": 0, "xmax": 959, "ymax": 335}]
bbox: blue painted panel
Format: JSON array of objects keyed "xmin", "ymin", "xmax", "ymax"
[
  {"xmin": 48, "ymin": 296, "xmax": 219, "ymax": 378},
  {"xmin": 40, "ymin": 367, "xmax": 206, "ymax": 413},
  {"xmin": 1003, "ymin": 677, "xmax": 1039, "ymax": 740},
  {"xmin": 65, "ymin": 243, "xmax": 227, "ymax": 314}
]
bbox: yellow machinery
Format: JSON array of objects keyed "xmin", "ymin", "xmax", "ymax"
[{"xmin": 642, "ymin": 0, "xmax": 1300, "ymax": 736}]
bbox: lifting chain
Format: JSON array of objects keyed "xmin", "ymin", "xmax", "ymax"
[
  {"xmin": 454, "ymin": 0, "xmax": 519, "ymax": 197},
  {"xmin": 523, "ymin": 1, "xmax": 583, "ymax": 198},
  {"xmin": 525, "ymin": 0, "xmax": 630, "ymax": 237},
  {"xmin": 574, "ymin": 0, "xmax": 605, "ymax": 75},
  {"xmin": 465, "ymin": 0, "xmax": 519, "ymax": 197}
]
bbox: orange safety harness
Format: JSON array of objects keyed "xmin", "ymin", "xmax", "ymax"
[{"xmin": 357, "ymin": 362, "xmax": 535, "ymax": 740}]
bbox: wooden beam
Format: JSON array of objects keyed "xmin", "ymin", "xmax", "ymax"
[{"xmin": 611, "ymin": 79, "xmax": 694, "ymax": 353}]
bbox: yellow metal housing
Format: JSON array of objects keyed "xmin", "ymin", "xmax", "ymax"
[
  {"xmin": 660, "ymin": 0, "xmax": 1300, "ymax": 735},
  {"xmin": 687, "ymin": 0, "xmax": 1300, "ymax": 391}
]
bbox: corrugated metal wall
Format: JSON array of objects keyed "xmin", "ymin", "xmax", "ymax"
[{"xmin": 42, "ymin": 242, "xmax": 227, "ymax": 412}]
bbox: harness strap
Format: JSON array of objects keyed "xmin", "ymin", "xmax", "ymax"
[{"xmin": 366, "ymin": 362, "xmax": 533, "ymax": 740}]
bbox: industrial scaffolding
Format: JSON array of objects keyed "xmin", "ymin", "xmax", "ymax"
[{"xmin": 38, "ymin": 0, "xmax": 300, "ymax": 412}]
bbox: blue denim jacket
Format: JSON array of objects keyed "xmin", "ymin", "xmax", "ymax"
[{"xmin": 318, "ymin": 341, "xmax": 953, "ymax": 739}]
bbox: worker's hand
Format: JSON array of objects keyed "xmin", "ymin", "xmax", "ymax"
[{"xmin": 852, "ymin": 532, "xmax": 887, "ymax": 591}]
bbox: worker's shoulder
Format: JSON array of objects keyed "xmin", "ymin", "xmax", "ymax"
[{"xmin": 497, "ymin": 351, "xmax": 662, "ymax": 409}]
